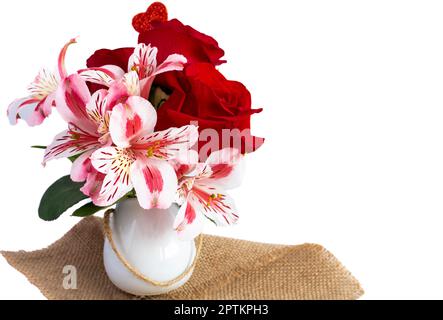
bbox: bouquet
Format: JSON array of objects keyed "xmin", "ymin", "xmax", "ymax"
[{"xmin": 7, "ymin": 2, "xmax": 264, "ymax": 241}]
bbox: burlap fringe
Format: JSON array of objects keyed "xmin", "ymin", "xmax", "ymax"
[{"xmin": 1, "ymin": 217, "xmax": 364, "ymax": 300}]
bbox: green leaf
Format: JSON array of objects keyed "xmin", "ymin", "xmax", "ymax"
[
  {"xmin": 68, "ymin": 154, "xmax": 81, "ymax": 163},
  {"xmin": 38, "ymin": 176, "xmax": 88, "ymax": 221},
  {"xmin": 31, "ymin": 145, "xmax": 47, "ymax": 150},
  {"xmin": 126, "ymin": 190, "xmax": 136, "ymax": 198},
  {"xmin": 72, "ymin": 202, "xmax": 106, "ymax": 218}
]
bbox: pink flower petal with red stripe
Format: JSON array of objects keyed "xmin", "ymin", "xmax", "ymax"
[
  {"xmin": 139, "ymin": 53, "xmax": 187, "ymax": 98},
  {"xmin": 96, "ymin": 169, "xmax": 133, "ymax": 206},
  {"xmin": 71, "ymin": 150, "xmax": 95, "ymax": 183},
  {"xmin": 190, "ymin": 185, "xmax": 239, "ymax": 227},
  {"xmin": 170, "ymin": 150, "xmax": 199, "ymax": 180},
  {"xmin": 43, "ymin": 128, "xmax": 101, "ymax": 165},
  {"xmin": 55, "ymin": 74, "xmax": 96, "ymax": 135},
  {"xmin": 154, "ymin": 54, "xmax": 187, "ymax": 76},
  {"xmin": 7, "ymin": 98, "xmax": 27, "ymax": 125},
  {"xmin": 17, "ymin": 101, "xmax": 48, "ymax": 127},
  {"xmin": 78, "ymin": 65, "xmax": 125, "ymax": 87},
  {"xmin": 58, "ymin": 38, "xmax": 77, "ymax": 79},
  {"xmin": 130, "ymin": 158, "xmax": 177, "ymax": 210},
  {"xmin": 109, "ymin": 96, "xmax": 157, "ymax": 148},
  {"xmin": 80, "ymin": 170, "xmax": 104, "ymax": 198},
  {"xmin": 174, "ymin": 199, "xmax": 205, "ymax": 241},
  {"xmin": 8, "ymin": 69, "xmax": 58, "ymax": 126},
  {"xmin": 90, "ymin": 147, "xmax": 120, "ymax": 174},
  {"xmin": 133, "ymin": 125, "xmax": 199, "ymax": 160},
  {"xmin": 86, "ymin": 89, "xmax": 112, "ymax": 140},
  {"xmin": 202, "ymin": 148, "xmax": 245, "ymax": 190},
  {"xmin": 122, "ymin": 71, "xmax": 141, "ymax": 96},
  {"xmin": 7, "ymin": 98, "xmax": 44, "ymax": 127},
  {"xmin": 106, "ymin": 80, "xmax": 130, "ymax": 109},
  {"xmin": 91, "ymin": 147, "xmax": 134, "ymax": 206},
  {"xmin": 128, "ymin": 43, "xmax": 158, "ymax": 79}
]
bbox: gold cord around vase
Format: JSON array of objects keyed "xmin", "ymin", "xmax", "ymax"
[{"xmin": 103, "ymin": 209, "xmax": 203, "ymax": 288}]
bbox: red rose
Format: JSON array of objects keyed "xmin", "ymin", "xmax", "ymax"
[
  {"xmin": 138, "ymin": 19, "xmax": 226, "ymax": 66},
  {"xmin": 85, "ymin": 18, "xmax": 263, "ymax": 157},
  {"xmin": 86, "ymin": 47, "xmax": 134, "ymax": 93},
  {"xmin": 86, "ymin": 47, "xmax": 134, "ymax": 71},
  {"xmin": 87, "ymin": 19, "xmax": 225, "ymax": 69},
  {"xmin": 154, "ymin": 63, "xmax": 264, "ymax": 157}
]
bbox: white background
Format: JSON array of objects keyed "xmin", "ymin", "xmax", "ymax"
[{"xmin": 1, "ymin": 0, "xmax": 443, "ymax": 300}]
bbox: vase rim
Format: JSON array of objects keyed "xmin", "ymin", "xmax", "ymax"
[{"xmin": 116, "ymin": 197, "xmax": 179, "ymax": 212}]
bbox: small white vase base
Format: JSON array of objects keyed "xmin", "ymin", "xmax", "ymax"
[{"xmin": 103, "ymin": 199, "xmax": 197, "ymax": 296}]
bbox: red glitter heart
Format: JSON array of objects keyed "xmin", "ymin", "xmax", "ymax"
[
  {"xmin": 132, "ymin": 2, "xmax": 168, "ymax": 33},
  {"xmin": 132, "ymin": 13, "xmax": 151, "ymax": 33},
  {"xmin": 146, "ymin": 2, "xmax": 168, "ymax": 23}
]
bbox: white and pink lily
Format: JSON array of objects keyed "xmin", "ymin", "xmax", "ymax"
[
  {"xmin": 173, "ymin": 148, "xmax": 245, "ymax": 240},
  {"xmin": 79, "ymin": 43, "xmax": 187, "ymax": 99},
  {"xmin": 7, "ymin": 38, "xmax": 76, "ymax": 126},
  {"xmin": 91, "ymin": 97, "xmax": 198, "ymax": 208}
]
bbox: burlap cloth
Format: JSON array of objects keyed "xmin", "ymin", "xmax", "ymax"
[{"xmin": 1, "ymin": 217, "xmax": 363, "ymax": 300}]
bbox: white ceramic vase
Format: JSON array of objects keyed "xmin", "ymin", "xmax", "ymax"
[{"xmin": 103, "ymin": 198, "xmax": 196, "ymax": 296}]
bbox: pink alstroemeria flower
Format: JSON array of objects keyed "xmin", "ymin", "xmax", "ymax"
[
  {"xmin": 43, "ymin": 75, "xmax": 115, "ymax": 183},
  {"xmin": 91, "ymin": 96, "xmax": 198, "ymax": 209},
  {"xmin": 79, "ymin": 43, "xmax": 187, "ymax": 99},
  {"xmin": 7, "ymin": 39, "xmax": 76, "ymax": 126},
  {"xmin": 173, "ymin": 148, "xmax": 245, "ymax": 240}
]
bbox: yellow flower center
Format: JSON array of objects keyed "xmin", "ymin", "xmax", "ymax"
[
  {"xmin": 146, "ymin": 142, "xmax": 161, "ymax": 158},
  {"xmin": 207, "ymin": 194, "xmax": 222, "ymax": 207},
  {"xmin": 71, "ymin": 133, "xmax": 80, "ymax": 140}
]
